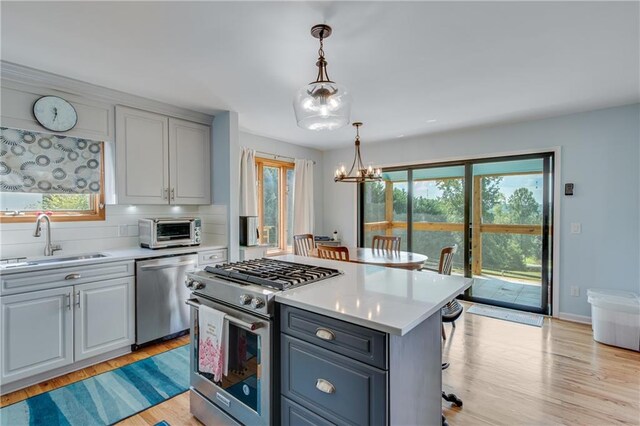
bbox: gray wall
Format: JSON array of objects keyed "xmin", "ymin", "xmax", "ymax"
[
  {"xmin": 240, "ymin": 131, "xmax": 324, "ymax": 235},
  {"xmin": 322, "ymin": 103, "xmax": 640, "ymax": 319}
]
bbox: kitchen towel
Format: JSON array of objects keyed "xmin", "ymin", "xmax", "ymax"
[{"xmin": 198, "ymin": 305, "xmax": 229, "ymax": 382}]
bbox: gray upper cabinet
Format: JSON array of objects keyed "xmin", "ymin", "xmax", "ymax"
[
  {"xmin": 169, "ymin": 118, "xmax": 211, "ymax": 205},
  {"xmin": 1, "ymin": 286, "xmax": 74, "ymax": 384},
  {"xmin": 116, "ymin": 106, "xmax": 211, "ymax": 205},
  {"xmin": 116, "ymin": 106, "xmax": 169, "ymax": 204}
]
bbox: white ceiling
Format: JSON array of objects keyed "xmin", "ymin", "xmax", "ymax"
[{"xmin": 1, "ymin": 1, "xmax": 638, "ymax": 150}]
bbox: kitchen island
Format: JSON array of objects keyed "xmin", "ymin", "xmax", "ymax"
[{"xmin": 274, "ymin": 255, "xmax": 473, "ymax": 426}]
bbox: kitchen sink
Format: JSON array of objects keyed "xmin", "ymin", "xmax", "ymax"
[{"xmin": 0, "ymin": 253, "xmax": 108, "ymax": 269}]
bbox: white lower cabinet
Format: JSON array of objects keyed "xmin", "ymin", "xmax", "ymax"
[
  {"xmin": 0, "ymin": 269, "xmax": 135, "ymax": 388},
  {"xmin": 1, "ymin": 286, "xmax": 74, "ymax": 384},
  {"xmin": 74, "ymin": 277, "xmax": 135, "ymax": 362}
]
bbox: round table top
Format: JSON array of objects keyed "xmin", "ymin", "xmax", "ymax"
[{"xmin": 313, "ymin": 246, "xmax": 428, "ymax": 270}]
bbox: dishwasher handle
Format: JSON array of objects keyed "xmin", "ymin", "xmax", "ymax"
[{"xmin": 139, "ymin": 260, "xmax": 197, "ymax": 271}]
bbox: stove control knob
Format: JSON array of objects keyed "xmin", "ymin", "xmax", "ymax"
[
  {"xmin": 251, "ymin": 298, "xmax": 265, "ymax": 309},
  {"xmin": 239, "ymin": 294, "xmax": 253, "ymax": 305},
  {"xmin": 185, "ymin": 279, "xmax": 194, "ymax": 289},
  {"xmin": 193, "ymin": 281, "xmax": 205, "ymax": 290}
]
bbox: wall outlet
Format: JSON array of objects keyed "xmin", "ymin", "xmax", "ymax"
[
  {"xmin": 570, "ymin": 286, "xmax": 580, "ymax": 297},
  {"xmin": 570, "ymin": 223, "xmax": 581, "ymax": 234},
  {"xmin": 118, "ymin": 224, "xmax": 128, "ymax": 237}
]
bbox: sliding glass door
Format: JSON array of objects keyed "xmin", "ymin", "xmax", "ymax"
[
  {"xmin": 468, "ymin": 157, "xmax": 552, "ymax": 313},
  {"xmin": 359, "ymin": 153, "xmax": 553, "ymax": 314}
]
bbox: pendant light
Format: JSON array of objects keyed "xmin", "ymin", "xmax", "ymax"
[
  {"xmin": 293, "ymin": 24, "xmax": 352, "ymax": 131},
  {"xmin": 334, "ymin": 122, "xmax": 382, "ymax": 183}
]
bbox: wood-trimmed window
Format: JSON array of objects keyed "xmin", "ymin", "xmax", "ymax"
[
  {"xmin": 0, "ymin": 159, "xmax": 105, "ymax": 223},
  {"xmin": 256, "ymin": 157, "xmax": 294, "ymax": 255}
]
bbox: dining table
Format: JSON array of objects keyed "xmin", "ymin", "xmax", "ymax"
[{"xmin": 311, "ymin": 246, "xmax": 428, "ymax": 270}]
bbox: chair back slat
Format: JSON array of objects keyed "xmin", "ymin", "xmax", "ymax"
[
  {"xmin": 372, "ymin": 235, "xmax": 401, "ymax": 252},
  {"xmin": 438, "ymin": 244, "xmax": 458, "ymax": 276},
  {"xmin": 293, "ymin": 234, "xmax": 315, "ymax": 256},
  {"xmin": 317, "ymin": 245, "xmax": 350, "ymax": 262}
]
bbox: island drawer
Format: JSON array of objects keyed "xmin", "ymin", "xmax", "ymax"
[
  {"xmin": 281, "ymin": 397, "xmax": 334, "ymax": 426},
  {"xmin": 281, "ymin": 334, "xmax": 387, "ymax": 426},
  {"xmin": 1, "ymin": 261, "xmax": 135, "ymax": 295},
  {"xmin": 280, "ymin": 304, "xmax": 387, "ymax": 369}
]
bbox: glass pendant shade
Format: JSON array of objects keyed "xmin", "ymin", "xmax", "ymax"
[
  {"xmin": 294, "ymin": 24, "xmax": 351, "ymax": 131},
  {"xmin": 294, "ymin": 81, "xmax": 351, "ymax": 131}
]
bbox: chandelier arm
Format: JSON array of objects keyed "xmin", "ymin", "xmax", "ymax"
[{"xmin": 345, "ymin": 143, "xmax": 359, "ymax": 176}]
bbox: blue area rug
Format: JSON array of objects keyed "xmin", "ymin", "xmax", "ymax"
[{"xmin": 1, "ymin": 345, "xmax": 189, "ymax": 426}]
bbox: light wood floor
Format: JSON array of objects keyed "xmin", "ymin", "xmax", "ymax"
[{"xmin": 2, "ymin": 308, "xmax": 639, "ymax": 425}]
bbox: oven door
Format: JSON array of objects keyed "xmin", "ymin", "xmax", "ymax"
[
  {"xmin": 187, "ymin": 297, "xmax": 271, "ymax": 426},
  {"xmin": 154, "ymin": 220, "xmax": 195, "ymax": 246}
]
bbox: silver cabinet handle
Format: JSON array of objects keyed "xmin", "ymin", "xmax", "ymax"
[
  {"xmin": 171, "ymin": 188, "xmax": 175, "ymax": 200},
  {"xmin": 315, "ymin": 327, "xmax": 336, "ymax": 341},
  {"xmin": 75, "ymin": 291, "xmax": 81, "ymax": 308},
  {"xmin": 315, "ymin": 379, "xmax": 336, "ymax": 394},
  {"xmin": 65, "ymin": 273, "xmax": 81, "ymax": 280},
  {"xmin": 209, "ymin": 254, "xmax": 220, "ymax": 260},
  {"xmin": 66, "ymin": 293, "xmax": 71, "ymax": 310},
  {"xmin": 163, "ymin": 187, "xmax": 169, "ymax": 199}
]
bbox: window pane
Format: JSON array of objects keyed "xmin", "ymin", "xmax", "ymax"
[
  {"xmin": 0, "ymin": 193, "xmax": 92, "ymax": 212},
  {"xmin": 362, "ymin": 171, "xmax": 408, "ymax": 250},
  {"xmin": 262, "ymin": 166, "xmax": 279, "ymax": 248},
  {"xmin": 286, "ymin": 169, "xmax": 294, "ymax": 250}
]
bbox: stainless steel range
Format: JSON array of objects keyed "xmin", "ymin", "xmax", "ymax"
[{"xmin": 185, "ymin": 258, "xmax": 341, "ymax": 425}]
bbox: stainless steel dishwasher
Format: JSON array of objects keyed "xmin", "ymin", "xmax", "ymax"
[{"xmin": 135, "ymin": 254, "xmax": 198, "ymax": 347}]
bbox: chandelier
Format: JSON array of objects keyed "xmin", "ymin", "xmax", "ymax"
[
  {"xmin": 334, "ymin": 122, "xmax": 382, "ymax": 183},
  {"xmin": 293, "ymin": 24, "xmax": 352, "ymax": 131}
]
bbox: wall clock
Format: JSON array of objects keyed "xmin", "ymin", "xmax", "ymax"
[{"xmin": 33, "ymin": 96, "xmax": 78, "ymax": 132}]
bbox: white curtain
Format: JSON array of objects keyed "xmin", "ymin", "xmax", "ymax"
[
  {"xmin": 239, "ymin": 148, "xmax": 258, "ymax": 216},
  {"xmin": 293, "ymin": 159, "xmax": 314, "ymax": 235}
]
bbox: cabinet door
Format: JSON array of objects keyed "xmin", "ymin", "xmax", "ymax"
[
  {"xmin": 74, "ymin": 277, "xmax": 135, "ymax": 361},
  {"xmin": 1, "ymin": 287, "xmax": 73, "ymax": 385},
  {"xmin": 116, "ymin": 105, "xmax": 169, "ymax": 204},
  {"xmin": 169, "ymin": 117, "xmax": 211, "ymax": 205}
]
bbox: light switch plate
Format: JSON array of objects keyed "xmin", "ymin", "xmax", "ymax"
[
  {"xmin": 570, "ymin": 286, "xmax": 580, "ymax": 297},
  {"xmin": 118, "ymin": 224, "xmax": 128, "ymax": 237},
  {"xmin": 570, "ymin": 223, "xmax": 581, "ymax": 234}
]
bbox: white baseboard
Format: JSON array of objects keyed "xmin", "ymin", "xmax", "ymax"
[{"xmin": 558, "ymin": 312, "xmax": 592, "ymax": 325}]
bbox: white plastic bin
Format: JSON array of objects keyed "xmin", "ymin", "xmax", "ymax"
[{"xmin": 587, "ymin": 289, "xmax": 640, "ymax": 351}]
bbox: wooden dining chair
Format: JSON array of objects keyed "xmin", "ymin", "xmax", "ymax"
[
  {"xmin": 372, "ymin": 235, "xmax": 401, "ymax": 252},
  {"xmin": 316, "ymin": 245, "xmax": 350, "ymax": 262},
  {"xmin": 293, "ymin": 234, "xmax": 315, "ymax": 256}
]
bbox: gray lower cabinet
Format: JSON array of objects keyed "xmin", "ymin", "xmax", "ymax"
[
  {"xmin": 281, "ymin": 397, "xmax": 335, "ymax": 426},
  {"xmin": 281, "ymin": 334, "xmax": 387, "ymax": 425},
  {"xmin": 279, "ymin": 304, "xmax": 443, "ymax": 426},
  {"xmin": 0, "ymin": 261, "xmax": 136, "ymax": 389},
  {"xmin": 74, "ymin": 277, "xmax": 135, "ymax": 361},
  {"xmin": 1, "ymin": 286, "xmax": 74, "ymax": 384}
]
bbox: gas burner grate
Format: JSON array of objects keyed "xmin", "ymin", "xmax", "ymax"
[{"xmin": 203, "ymin": 258, "xmax": 341, "ymax": 290}]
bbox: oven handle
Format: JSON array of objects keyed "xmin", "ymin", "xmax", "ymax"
[
  {"xmin": 186, "ymin": 298, "xmax": 262, "ymax": 331},
  {"xmin": 139, "ymin": 260, "xmax": 197, "ymax": 270}
]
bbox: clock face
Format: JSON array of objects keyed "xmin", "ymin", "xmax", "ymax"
[{"xmin": 33, "ymin": 96, "xmax": 78, "ymax": 132}]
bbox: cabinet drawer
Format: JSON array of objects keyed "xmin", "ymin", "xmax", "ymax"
[
  {"xmin": 282, "ymin": 397, "xmax": 335, "ymax": 426},
  {"xmin": 280, "ymin": 305, "xmax": 387, "ymax": 369},
  {"xmin": 281, "ymin": 335, "xmax": 387, "ymax": 426},
  {"xmin": 1, "ymin": 261, "xmax": 134, "ymax": 295},
  {"xmin": 198, "ymin": 249, "xmax": 227, "ymax": 266}
]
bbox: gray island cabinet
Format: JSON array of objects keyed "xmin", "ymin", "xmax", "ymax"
[{"xmin": 273, "ymin": 254, "xmax": 473, "ymax": 426}]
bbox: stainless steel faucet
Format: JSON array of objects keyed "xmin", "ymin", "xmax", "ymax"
[{"xmin": 33, "ymin": 214, "xmax": 62, "ymax": 256}]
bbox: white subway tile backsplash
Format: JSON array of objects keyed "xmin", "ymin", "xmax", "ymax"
[{"xmin": 0, "ymin": 204, "xmax": 228, "ymax": 259}]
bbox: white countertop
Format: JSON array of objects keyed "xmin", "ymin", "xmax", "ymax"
[
  {"xmin": 0, "ymin": 244, "xmax": 227, "ymax": 275},
  {"xmin": 274, "ymin": 254, "xmax": 473, "ymax": 336}
]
